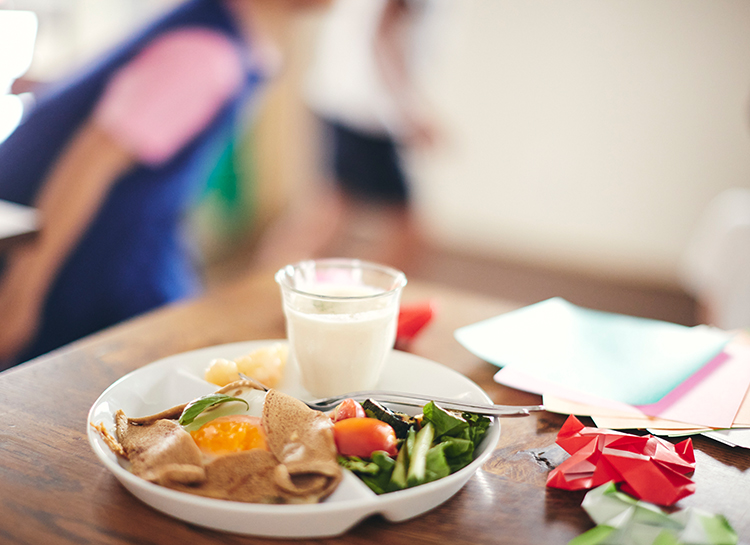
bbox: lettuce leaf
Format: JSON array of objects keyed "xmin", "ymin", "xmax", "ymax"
[
  {"xmin": 423, "ymin": 401, "xmax": 468, "ymax": 438},
  {"xmin": 339, "ymin": 451, "xmax": 396, "ymax": 494}
]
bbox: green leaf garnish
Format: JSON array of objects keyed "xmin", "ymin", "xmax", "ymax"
[{"xmin": 178, "ymin": 393, "xmax": 249, "ymax": 426}]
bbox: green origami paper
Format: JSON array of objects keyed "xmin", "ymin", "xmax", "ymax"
[{"xmin": 569, "ymin": 482, "xmax": 737, "ymax": 545}]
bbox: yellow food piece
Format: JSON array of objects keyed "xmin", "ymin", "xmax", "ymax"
[
  {"xmin": 191, "ymin": 415, "xmax": 267, "ymax": 456},
  {"xmin": 234, "ymin": 343, "xmax": 288, "ymax": 388},
  {"xmin": 204, "ymin": 344, "xmax": 288, "ymax": 387},
  {"xmin": 204, "ymin": 358, "xmax": 240, "ymax": 387}
]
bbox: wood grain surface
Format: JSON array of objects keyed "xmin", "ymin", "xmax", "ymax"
[{"xmin": 0, "ymin": 272, "xmax": 747, "ymax": 545}]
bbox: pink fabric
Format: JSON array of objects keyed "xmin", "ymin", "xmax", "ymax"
[{"xmin": 94, "ymin": 28, "xmax": 244, "ymax": 165}]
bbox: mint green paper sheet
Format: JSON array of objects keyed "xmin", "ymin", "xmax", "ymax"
[
  {"xmin": 454, "ymin": 298, "xmax": 731, "ymax": 405},
  {"xmin": 570, "ymin": 482, "xmax": 738, "ymax": 545}
]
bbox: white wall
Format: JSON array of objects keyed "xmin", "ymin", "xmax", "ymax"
[{"xmin": 410, "ymin": 0, "xmax": 750, "ymax": 287}]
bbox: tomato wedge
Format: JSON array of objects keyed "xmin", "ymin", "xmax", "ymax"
[
  {"xmin": 329, "ymin": 398, "xmax": 366, "ymax": 422},
  {"xmin": 333, "ymin": 417, "xmax": 398, "ymax": 458}
]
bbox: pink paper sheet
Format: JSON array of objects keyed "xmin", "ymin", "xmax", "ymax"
[
  {"xmin": 635, "ymin": 351, "xmax": 729, "ymax": 414},
  {"xmin": 733, "ymin": 388, "xmax": 750, "ymax": 427},
  {"xmin": 636, "ymin": 342, "xmax": 750, "ymax": 428},
  {"xmin": 494, "ymin": 341, "xmax": 750, "ymax": 429}
]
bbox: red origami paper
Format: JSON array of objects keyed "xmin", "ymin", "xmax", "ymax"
[
  {"xmin": 546, "ymin": 415, "xmax": 695, "ymax": 506},
  {"xmin": 396, "ymin": 301, "xmax": 436, "ymax": 348}
]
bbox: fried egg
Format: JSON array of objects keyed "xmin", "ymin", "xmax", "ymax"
[{"xmin": 190, "ymin": 415, "xmax": 267, "ymax": 458}]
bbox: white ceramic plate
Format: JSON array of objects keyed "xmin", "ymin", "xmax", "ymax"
[{"xmin": 87, "ymin": 340, "xmax": 501, "ymax": 538}]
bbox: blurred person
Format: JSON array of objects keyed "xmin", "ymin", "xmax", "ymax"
[
  {"xmin": 253, "ymin": 0, "xmax": 442, "ymax": 272},
  {"xmin": 0, "ymin": 0, "xmax": 330, "ymax": 369}
]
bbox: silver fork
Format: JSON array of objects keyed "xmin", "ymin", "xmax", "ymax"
[
  {"xmin": 304, "ymin": 391, "xmax": 544, "ymax": 417},
  {"xmin": 237, "ymin": 374, "xmax": 543, "ymax": 417}
]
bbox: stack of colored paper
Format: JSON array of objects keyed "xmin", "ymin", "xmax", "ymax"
[{"xmin": 455, "ymin": 298, "xmax": 750, "ymax": 446}]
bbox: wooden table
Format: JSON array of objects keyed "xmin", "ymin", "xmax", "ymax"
[{"xmin": 0, "ymin": 273, "xmax": 748, "ymax": 544}]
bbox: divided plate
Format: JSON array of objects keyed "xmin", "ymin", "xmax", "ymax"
[{"xmin": 87, "ymin": 340, "xmax": 501, "ymax": 538}]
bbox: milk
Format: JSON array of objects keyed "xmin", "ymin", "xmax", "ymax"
[{"xmin": 282, "ymin": 283, "xmax": 399, "ymax": 397}]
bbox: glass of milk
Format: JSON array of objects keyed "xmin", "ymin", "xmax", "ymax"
[{"xmin": 275, "ymin": 258, "xmax": 407, "ymax": 397}]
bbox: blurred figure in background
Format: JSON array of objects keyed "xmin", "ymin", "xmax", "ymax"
[
  {"xmin": 253, "ymin": 0, "xmax": 441, "ymax": 272},
  {"xmin": 0, "ymin": 0, "xmax": 329, "ymax": 369}
]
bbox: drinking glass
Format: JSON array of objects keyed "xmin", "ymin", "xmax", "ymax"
[{"xmin": 275, "ymin": 258, "xmax": 407, "ymax": 397}]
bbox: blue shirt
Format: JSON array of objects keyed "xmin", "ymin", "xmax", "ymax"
[{"xmin": 0, "ymin": 0, "xmax": 263, "ymax": 363}]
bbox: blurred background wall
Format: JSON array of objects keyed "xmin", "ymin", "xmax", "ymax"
[
  {"xmin": 408, "ymin": 0, "xmax": 750, "ymax": 288},
  {"xmin": 5, "ymin": 0, "xmax": 750, "ymax": 318}
]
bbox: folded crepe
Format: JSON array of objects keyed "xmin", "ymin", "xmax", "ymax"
[{"xmin": 101, "ymin": 381, "xmax": 342, "ymax": 504}]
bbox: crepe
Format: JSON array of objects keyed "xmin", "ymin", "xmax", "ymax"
[{"xmin": 100, "ymin": 382, "xmax": 342, "ymax": 504}]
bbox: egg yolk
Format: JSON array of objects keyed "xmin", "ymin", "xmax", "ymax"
[{"xmin": 190, "ymin": 415, "xmax": 267, "ymax": 456}]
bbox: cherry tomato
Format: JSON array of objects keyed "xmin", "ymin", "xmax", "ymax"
[
  {"xmin": 329, "ymin": 398, "xmax": 366, "ymax": 422},
  {"xmin": 333, "ymin": 417, "xmax": 398, "ymax": 458}
]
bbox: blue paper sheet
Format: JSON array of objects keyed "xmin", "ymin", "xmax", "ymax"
[{"xmin": 454, "ymin": 298, "xmax": 731, "ymax": 406}]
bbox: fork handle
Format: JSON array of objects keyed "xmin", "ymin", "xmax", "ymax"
[{"xmin": 346, "ymin": 392, "xmax": 544, "ymax": 417}]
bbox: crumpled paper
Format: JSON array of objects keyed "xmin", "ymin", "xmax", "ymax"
[
  {"xmin": 547, "ymin": 415, "xmax": 695, "ymax": 506},
  {"xmin": 569, "ymin": 482, "xmax": 738, "ymax": 545}
]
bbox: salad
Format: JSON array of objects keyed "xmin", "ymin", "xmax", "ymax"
[{"xmin": 330, "ymin": 398, "xmax": 492, "ymax": 494}]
